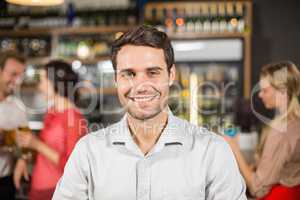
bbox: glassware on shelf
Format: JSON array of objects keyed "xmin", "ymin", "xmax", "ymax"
[{"xmin": 0, "ymin": 37, "xmax": 50, "ymax": 57}]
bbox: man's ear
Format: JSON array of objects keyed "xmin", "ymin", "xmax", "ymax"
[
  {"xmin": 169, "ymin": 64, "xmax": 176, "ymax": 86},
  {"xmin": 114, "ymin": 68, "xmax": 118, "ymax": 85}
]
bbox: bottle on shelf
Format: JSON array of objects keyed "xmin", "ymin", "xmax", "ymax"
[
  {"xmin": 226, "ymin": 2, "xmax": 235, "ymax": 32},
  {"xmin": 156, "ymin": 5, "xmax": 164, "ymax": 26},
  {"xmin": 218, "ymin": 3, "xmax": 227, "ymax": 32},
  {"xmin": 194, "ymin": 4, "xmax": 203, "ymax": 33},
  {"xmin": 144, "ymin": 1, "xmax": 249, "ymax": 35},
  {"xmin": 185, "ymin": 5, "xmax": 195, "ymax": 33},
  {"xmin": 175, "ymin": 7, "xmax": 185, "ymax": 33},
  {"xmin": 210, "ymin": 3, "xmax": 219, "ymax": 32},
  {"xmin": 164, "ymin": 7, "xmax": 174, "ymax": 34},
  {"xmin": 235, "ymin": 2, "xmax": 246, "ymax": 33},
  {"xmin": 202, "ymin": 3, "xmax": 211, "ymax": 33}
]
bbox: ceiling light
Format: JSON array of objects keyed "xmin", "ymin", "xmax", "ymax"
[{"xmin": 6, "ymin": 0, "xmax": 64, "ymax": 6}]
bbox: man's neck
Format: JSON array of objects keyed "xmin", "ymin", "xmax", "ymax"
[{"xmin": 127, "ymin": 109, "xmax": 169, "ymax": 155}]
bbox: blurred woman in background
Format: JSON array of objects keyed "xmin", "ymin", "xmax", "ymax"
[
  {"xmin": 14, "ymin": 60, "xmax": 87, "ymax": 200},
  {"xmin": 224, "ymin": 61, "xmax": 300, "ymax": 200}
]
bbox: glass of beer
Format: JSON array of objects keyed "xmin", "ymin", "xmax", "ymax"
[
  {"xmin": 2, "ymin": 129, "xmax": 17, "ymax": 152},
  {"xmin": 18, "ymin": 126, "xmax": 31, "ymax": 154}
]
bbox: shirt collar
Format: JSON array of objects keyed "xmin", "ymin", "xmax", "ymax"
[{"xmin": 107, "ymin": 112, "xmax": 194, "ymax": 157}]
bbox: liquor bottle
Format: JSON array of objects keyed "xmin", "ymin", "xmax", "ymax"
[
  {"xmin": 164, "ymin": 7, "xmax": 174, "ymax": 34},
  {"xmin": 175, "ymin": 7, "xmax": 185, "ymax": 33},
  {"xmin": 151, "ymin": 7, "xmax": 159, "ymax": 26},
  {"xmin": 235, "ymin": 2, "xmax": 245, "ymax": 32},
  {"xmin": 210, "ymin": 3, "xmax": 219, "ymax": 32},
  {"xmin": 172, "ymin": 8, "xmax": 178, "ymax": 33},
  {"xmin": 185, "ymin": 5, "xmax": 195, "ymax": 33},
  {"xmin": 194, "ymin": 4, "xmax": 203, "ymax": 33},
  {"xmin": 226, "ymin": 2, "xmax": 235, "ymax": 32},
  {"xmin": 156, "ymin": 5, "xmax": 164, "ymax": 26},
  {"xmin": 218, "ymin": 3, "xmax": 227, "ymax": 32},
  {"xmin": 202, "ymin": 3, "xmax": 211, "ymax": 32},
  {"xmin": 67, "ymin": 3, "xmax": 75, "ymax": 26},
  {"xmin": 144, "ymin": 5, "xmax": 152, "ymax": 25},
  {"xmin": 155, "ymin": 6, "xmax": 167, "ymax": 32}
]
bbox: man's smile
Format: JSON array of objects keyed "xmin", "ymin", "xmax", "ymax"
[{"xmin": 127, "ymin": 94, "xmax": 159, "ymax": 102}]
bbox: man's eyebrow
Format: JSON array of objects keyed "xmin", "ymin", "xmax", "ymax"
[
  {"xmin": 118, "ymin": 68, "xmax": 134, "ymax": 73},
  {"xmin": 147, "ymin": 66, "xmax": 163, "ymax": 71},
  {"xmin": 117, "ymin": 66, "xmax": 163, "ymax": 73}
]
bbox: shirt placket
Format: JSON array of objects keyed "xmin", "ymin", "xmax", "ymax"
[{"xmin": 136, "ymin": 158, "xmax": 151, "ymax": 200}]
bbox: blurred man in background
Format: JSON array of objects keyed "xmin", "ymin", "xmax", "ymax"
[{"xmin": 0, "ymin": 51, "xmax": 27, "ymax": 200}]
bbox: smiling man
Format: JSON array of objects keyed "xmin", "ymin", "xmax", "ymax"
[
  {"xmin": 0, "ymin": 51, "xmax": 27, "ymax": 200},
  {"xmin": 52, "ymin": 25, "xmax": 247, "ymax": 200}
]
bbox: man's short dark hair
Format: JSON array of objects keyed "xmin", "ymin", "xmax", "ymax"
[
  {"xmin": 0, "ymin": 51, "xmax": 26, "ymax": 70},
  {"xmin": 111, "ymin": 25, "xmax": 174, "ymax": 73}
]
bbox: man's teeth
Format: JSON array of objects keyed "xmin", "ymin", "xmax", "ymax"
[{"xmin": 132, "ymin": 96, "xmax": 156, "ymax": 102}]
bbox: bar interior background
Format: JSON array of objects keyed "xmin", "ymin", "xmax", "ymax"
[{"xmin": 0, "ymin": 0, "xmax": 300, "ymax": 199}]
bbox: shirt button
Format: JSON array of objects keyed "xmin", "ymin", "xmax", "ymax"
[{"xmin": 137, "ymin": 159, "xmax": 150, "ymax": 200}]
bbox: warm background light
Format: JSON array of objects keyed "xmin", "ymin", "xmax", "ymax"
[{"xmin": 6, "ymin": 0, "xmax": 64, "ymax": 6}]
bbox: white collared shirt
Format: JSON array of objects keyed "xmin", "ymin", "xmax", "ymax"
[
  {"xmin": 0, "ymin": 96, "xmax": 27, "ymax": 177},
  {"xmin": 53, "ymin": 114, "xmax": 247, "ymax": 200}
]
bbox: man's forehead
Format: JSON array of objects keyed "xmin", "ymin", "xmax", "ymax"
[
  {"xmin": 117, "ymin": 45, "xmax": 164, "ymax": 60},
  {"xmin": 4, "ymin": 58, "xmax": 25, "ymax": 71},
  {"xmin": 116, "ymin": 45, "xmax": 167, "ymax": 71},
  {"xmin": 119, "ymin": 44, "xmax": 163, "ymax": 52}
]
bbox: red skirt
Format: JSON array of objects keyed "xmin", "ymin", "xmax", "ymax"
[
  {"xmin": 258, "ymin": 184, "xmax": 300, "ymax": 200},
  {"xmin": 29, "ymin": 188, "xmax": 55, "ymax": 200}
]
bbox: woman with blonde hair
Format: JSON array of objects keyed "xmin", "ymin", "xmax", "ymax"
[{"xmin": 224, "ymin": 61, "xmax": 300, "ymax": 200}]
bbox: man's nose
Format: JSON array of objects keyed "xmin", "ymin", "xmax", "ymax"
[
  {"xmin": 132, "ymin": 73, "xmax": 152, "ymax": 92},
  {"xmin": 13, "ymin": 76, "xmax": 22, "ymax": 85},
  {"xmin": 132, "ymin": 73, "xmax": 147, "ymax": 85}
]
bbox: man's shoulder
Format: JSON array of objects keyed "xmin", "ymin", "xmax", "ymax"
[
  {"xmin": 76, "ymin": 121, "xmax": 123, "ymax": 147},
  {"xmin": 171, "ymin": 115, "xmax": 218, "ymax": 136},
  {"xmin": 171, "ymin": 116, "xmax": 227, "ymax": 148}
]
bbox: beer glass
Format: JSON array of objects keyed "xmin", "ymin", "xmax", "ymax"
[
  {"xmin": 18, "ymin": 126, "xmax": 31, "ymax": 154},
  {"xmin": 2, "ymin": 129, "xmax": 17, "ymax": 152}
]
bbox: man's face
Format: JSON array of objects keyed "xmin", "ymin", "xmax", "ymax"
[
  {"xmin": 0, "ymin": 58, "xmax": 26, "ymax": 95},
  {"xmin": 116, "ymin": 45, "xmax": 175, "ymax": 120}
]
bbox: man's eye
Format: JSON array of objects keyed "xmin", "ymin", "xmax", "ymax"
[
  {"xmin": 121, "ymin": 71, "xmax": 135, "ymax": 78},
  {"xmin": 148, "ymin": 70, "xmax": 160, "ymax": 76}
]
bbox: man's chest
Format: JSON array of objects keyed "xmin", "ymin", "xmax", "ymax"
[{"xmin": 90, "ymin": 151, "xmax": 206, "ymax": 200}]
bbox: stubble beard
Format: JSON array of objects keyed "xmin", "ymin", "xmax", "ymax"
[{"xmin": 126, "ymin": 97, "xmax": 168, "ymax": 121}]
